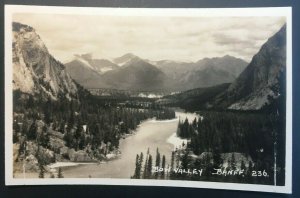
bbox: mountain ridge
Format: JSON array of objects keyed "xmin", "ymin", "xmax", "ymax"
[
  {"xmin": 213, "ymin": 24, "xmax": 286, "ymax": 110},
  {"xmin": 65, "ymin": 52, "xmax": 248, "ymax": 91}
]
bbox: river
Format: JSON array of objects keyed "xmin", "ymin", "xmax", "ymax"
[{"xmin": 60, "ymin": 111, "xmax": 199, "ymax": 178}]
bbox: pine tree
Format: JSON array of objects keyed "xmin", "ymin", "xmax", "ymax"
[
  {"xmin": 176, "ymin": 121, "xmax": 181, "ymax": 137},
  {"xmin": 213, "ymin": 147, "xmax": 222, "ymax": 169},
  {"xmin": 22, "ymin": 119, "xmax": 29, "ymax": 136},
  {"xmin": 138, "ymin": 152, "xmax": 144, "ymax": 178},
  {"xmin": 246, "ymin": 161, "xmax": 253, "ymax": 183},
  {"xmin": 26, "ymin": 95, "xmax": 34, "ymax": 108},
  {"xmin": 38, "ymin": 164, "xmax": 45, "ymax": 178},
  {"xmin": 44, "ymin": 98, "xmax": 52, "ymax": 124},
  {"xmin": 155, "ymin": 148, "xmax": 161, "ymax": 179},
  {"xmin": 241, "ymin": 160, "xmax": 246, "ymax": 171},
  {"xmin": 50, "ymin": 173, "xmax": 55, "ymax": 178},
  {"xmin": 143, "ymin": 148, "xmax": 150, "ymax": 179},
  {"xmin": 230, "ymin": 153, "xmax": 236, "ymax": 170},
  {"xmin": 27, "ymin": 120, "xmax": 37, "ymax": 140},
  {"xmin": 161, "ymin": 155, "xmax": 166, "ymax": 179},
  {"xmin": 192, "ymin": 118, "xmax": 197, "ymax": 129},
  {"xmin": 133, "ymin": 154, "xmax": 140, "ymax": 179},
  {"xmin": 170, "ymin": 151, "xmax": 176, "ymax": 179},
  {"xmin": 68, "ymin": 108, "xmax": 75, "ymax": 132},
  {"xmin": 182, "ymin": 118, "xmax": 189, "ymax": 138},
  {"xmin": 181, "ymin": 151, "xmax": 190, "ymax": 170},
  {"xmin": 240, "ymin": 160, "xmax": 247, "ymax": 183},
  {"xmin": 170, "ymin": 151, "xmax": 175, "ymax": 171},
  {"xmin": 147, "ymin": 154, "xmax": 153, "ymax": 179},
  {"xmin": 39, "ymin": 125, "xmax": 50, "ymax": 148},
  {"xmin": 57, "ymin": 167, "xmax": 64, "ymax": 178}
]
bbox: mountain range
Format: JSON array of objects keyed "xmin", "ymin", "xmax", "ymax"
[{"xmin": 65, "ymin": 53, "xmax": 248, "ymax": 91}]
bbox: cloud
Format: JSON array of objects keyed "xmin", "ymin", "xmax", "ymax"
[{"xmin": 12, "ymin": 13, "xmax": 286, "ymax": 62}]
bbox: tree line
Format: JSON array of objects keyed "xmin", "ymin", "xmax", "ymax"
[{"xmin": 132, "ymin": 148, "xmax": 167, "ymax": 180}]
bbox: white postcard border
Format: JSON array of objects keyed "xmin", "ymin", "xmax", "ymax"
[{"xmin": 4, "ymin": 5, "xmax": 293, "ymax": 194}]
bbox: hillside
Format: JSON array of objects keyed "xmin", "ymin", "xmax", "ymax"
[
  {"xmin": 213, "ymin": 24, "xmax": 286, "ymax": 110},
  {"xmin": 158, "ymin": 83, "xmax": 230, "ymax": 111}
]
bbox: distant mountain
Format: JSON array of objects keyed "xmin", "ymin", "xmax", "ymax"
[
  {"xmin": 61, "ymin": 46, "xmax": 249, "ymax": 92},
  {"xmin": 65, "ymin": 53, "xmax": 118, "ymax": 75},
  {"xmin": 213, "ymin": 24, "xmax": 286, "ymax": 110},
  {"xmin": 149, "ymin": 60, "xmax": 195, "ymax": 82},
  {"xmin": 74, "ymin": 53, "xmax": 119, "ymax": 73},
  {"xmin": 65, "ymin": 58, "xmax": 102, "ymax": 86},
  {"xmin": 153, "ymin": 55, "xmax": 247, "ymax": 82},
  {"xmin": 65, "ymin": 53, "xmax": 168, "ymax": 90},
  {"xmin": 65, "ymin": 53, "xmax": 248, "ymax": 91},
  {"xmin": 102, "ymin": 57, "xmax": 168, "ymax": 91},
  {"xmin": 149, "ymin": 55, "xmax": 247, "ymax": 91},
  {"xmin": 196, "ymin": 55, "xmax": 248, "ymax": 78},
  {"xmin": 175, "ymin": 65, "xmax": 237, "ymax": 90},
  {"xmin": 65, "ymin": 53, "xmax": 122, "ymax": 88},
  {"xmin": 113, "ymin": 53, "xmax": 139, "ymax": 66},
  {"xmin": 12, "ymin": 22, "xmax": 78, "ymax": 100}
]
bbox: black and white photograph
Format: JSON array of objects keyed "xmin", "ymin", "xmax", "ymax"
[{"xmin": 4, "ymin": 5, "xmax": 292, "ymax": 193}]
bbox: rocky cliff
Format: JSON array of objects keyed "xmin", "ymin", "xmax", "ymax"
[
  {"xmin": 214, "ymin": 24, "xmax": 286, "ymax": 110},
  {"xmin": 12, "ymin": 22, "xmax": 78, "ymax": 100}
]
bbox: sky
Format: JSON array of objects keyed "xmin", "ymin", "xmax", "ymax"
[{"xmin": 13, "ymin": 13, "xmax": 286, "ymax": 63}]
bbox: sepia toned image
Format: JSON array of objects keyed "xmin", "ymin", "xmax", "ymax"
[{"xmin": 5, "ymin": 5, "xmax": 292, "ymax": 193}]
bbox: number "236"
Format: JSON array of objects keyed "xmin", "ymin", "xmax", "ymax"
[{"xmin": 252, "ymin": 170, "xmax": 268, "ymax": 177}]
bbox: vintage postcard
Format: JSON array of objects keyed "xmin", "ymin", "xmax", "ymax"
[{"xmin": 5, "ymin": 5, "xmax": 292, "ymax": 193}]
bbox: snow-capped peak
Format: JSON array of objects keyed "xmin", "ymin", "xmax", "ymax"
[
  {"xmin": 113, "ymin": 53, "xmax": 140, "ymax": 66},
  {"xmin": 74, "ymin": 55, "xmax": 94, "ymax": 70}
]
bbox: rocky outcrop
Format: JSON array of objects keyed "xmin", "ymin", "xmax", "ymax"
[
  {"xmin": 12, "ymin": 22, "xmax": 78, "ymax": 100},
  {"xmin": 67, "ymin": 149, "xmax": 94, "ymax": 162}
]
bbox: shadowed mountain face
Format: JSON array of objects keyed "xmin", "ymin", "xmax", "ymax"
[
  {"xmin": 12, "ymin": 22, "xmax": 78, "ymax": 100},
  {"xmin": 102, "ymin": 57, "xmax": 167, "ymax": 91},
  {"xmin": 174, "ymin": 65, "xmax": 236, "ymax": 90},
  {"xmin": 213, "ymin": 24, "xmax": 286, "ymax": 110},
  {"xmin": 196, "ymin": 55, "xmax": 248, "ymax": 78},
  {"xmin": 147, "ymin": 55, "xmax": 248, "ymax": 91}
]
